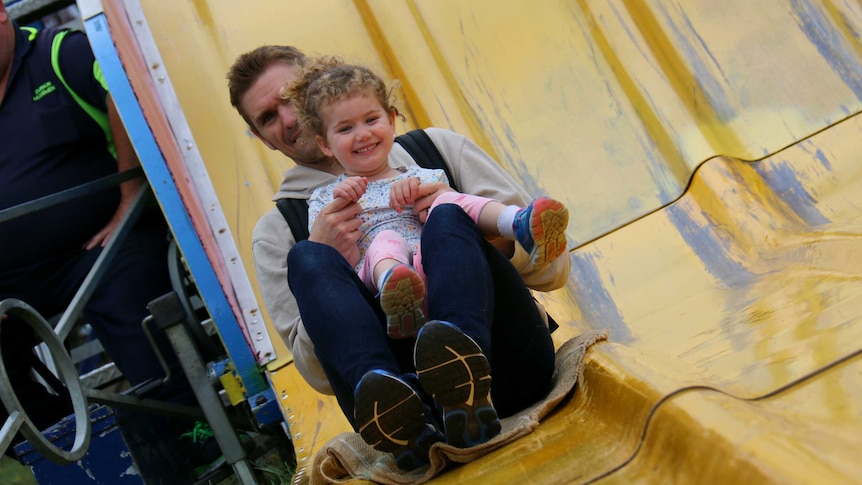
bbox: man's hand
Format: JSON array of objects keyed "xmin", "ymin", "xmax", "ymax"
[
  {"xmin": 309, "ymin": 196, "xmax": 363, "ymax": 266},
  {"xmin": 83, "ymin": 192, "xmax": 138, "ymax": 250},
  {"xmin": 85, "ymin": 95, "xmax": 143, "ymax": 250},
  {"xmin": 412, "ymin": 182, "xmax": 454, "ymax": 223},
  {"xmin": 390, "ymin": 177, "xmax": 420, "ymax": 213}
]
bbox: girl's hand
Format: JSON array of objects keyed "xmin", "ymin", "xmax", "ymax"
[
  {"xmin": 389, "ymin": 177, "xmax": 420, "ymax": 213},
  {"xmin": 332, "ymin": 176, "xmax": 368, "ymax": 202},
  {"xmin": 412, "ymin": 182, "xmax": 454, "ymax": 223}
]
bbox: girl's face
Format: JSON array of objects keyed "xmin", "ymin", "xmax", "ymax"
[{"xmin": 316, "ymin": 88, "xmax": 396, "ymax": 178}]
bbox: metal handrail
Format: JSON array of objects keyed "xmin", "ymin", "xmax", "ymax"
[
  {"xmin": 0, "ymin": 299, "xmax": 90, "ymax": 464},
  {"xmin": 0, "ymin": 170, "xmax": 148, "ymax": 462},
  {"xmin": 0, "ymin": 167, "xmax": 143, "ymax": 224},
  {"xmin": 53, "ymin": 181, "xmax": 148, "ymax": 341},
  {"xmin": 0, "ymin": 170, "xmax": 258, "ymax": 479}
]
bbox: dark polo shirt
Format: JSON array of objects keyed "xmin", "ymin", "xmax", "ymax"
[{"xmin": 0, "ymin": 24, "xmax": 119, "ymax": 272}]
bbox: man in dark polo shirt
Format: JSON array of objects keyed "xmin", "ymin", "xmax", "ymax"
[{"xmin": 0, "ymin": 2, "xmax": 201, "ymax": 468}]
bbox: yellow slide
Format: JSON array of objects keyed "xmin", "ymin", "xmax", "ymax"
[{"xmin": 98, "ymin": 0, "xmax": 862, "ymax": 483}]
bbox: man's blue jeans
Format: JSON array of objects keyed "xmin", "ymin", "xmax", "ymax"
[{"xmin": 289, "ymin": 204, "xmax": 555, "ymax": 428}]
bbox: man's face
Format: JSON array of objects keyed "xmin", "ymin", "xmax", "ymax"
[{"xmin": 239, "ymin": 62, "xmax": 329, "ymax": 167}]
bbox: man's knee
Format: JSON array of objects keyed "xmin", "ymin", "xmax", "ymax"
[
  {"xmin": 288, "ymin": 241, "xmax": 351, "ymax": 285},
  {"xmin": 423, "ymin": 203, "xmax": 478, "ymax": 242},
  {"xmin": 289, "ymin": 240, "xmax": 334, "ymax": 268},
  {"xmin": 425, "ymin": 203, "xmax": 470, "ymax": 228},
  {"xmin": 425, "ymin": 203, "xmax": 466, "ymax": 223}
]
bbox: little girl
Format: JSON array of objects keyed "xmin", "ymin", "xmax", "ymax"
[{"xmin": 285, "ymin": 56, "xmax": 569, "ymax": 340}]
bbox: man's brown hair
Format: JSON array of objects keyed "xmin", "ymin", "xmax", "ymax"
[{"xmin": 226, "ymin": 45, "xmax": 306, "ymax": 127}]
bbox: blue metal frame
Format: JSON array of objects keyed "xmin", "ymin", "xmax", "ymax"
[{"xmin": 82, "ymin": 13, "xmax": 267, "ymax": 397}]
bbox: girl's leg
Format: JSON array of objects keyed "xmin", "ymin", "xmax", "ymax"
[
  {"xmin": 431, "ymin": 191, "xmax": 570, "ymax": 269},
  {"xmin": 430, "ymin": 191, "xmax": 499, "ymax": 238},
  {"xmin": 361, "ymin": 230, "xmax": 427, "ymax": 339},
  {"xmin": 357, "ymin": 230, "xmax": 413, "ymax": 290}
]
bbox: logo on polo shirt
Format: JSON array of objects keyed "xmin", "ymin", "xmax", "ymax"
[{"xmin": 33, "ymin": 81, "xmax": 56, "ymax": 101}]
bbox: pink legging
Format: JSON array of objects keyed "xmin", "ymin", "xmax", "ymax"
[{"xmin": 357, "ymin": 191, "xmax": 494, "ymax": 290}]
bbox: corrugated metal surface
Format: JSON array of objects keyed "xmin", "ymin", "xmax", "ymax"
[{"xmin": 123, "ymin": 0, "xmax": 862, "ymax": 482}]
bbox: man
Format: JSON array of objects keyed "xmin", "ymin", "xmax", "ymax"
[
  {"xmin": 0, "ymin": 3, "xmax": 205, "ymax": 475},
  {"xmin": 228, "ymin": 45, "xmax": 570, "ymax": 469}
]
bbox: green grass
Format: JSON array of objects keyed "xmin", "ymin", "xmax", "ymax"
[
  {"xmin": 219, "ymin": 447, "xmax": 296, "ymax": 485},
  {"xmin": 1, "ymin": 432, "xmax": 295, "ymax": 485},
  {"xmin": 253, "ymin": 459, "xmax": 296, "ymax": 485},
  {"xmin": 0, "ymin": 455, "xmax": 37, "ymax": 485}
]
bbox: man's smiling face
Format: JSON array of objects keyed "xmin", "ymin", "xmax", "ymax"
[{"xmin": 240, "ymin": 62, "xmax": 329, "ymax": 168}]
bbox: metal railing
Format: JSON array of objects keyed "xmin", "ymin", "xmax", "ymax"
[{"xmin": 0, "ymin": 172, "xmax": 203, "ymax": 462}]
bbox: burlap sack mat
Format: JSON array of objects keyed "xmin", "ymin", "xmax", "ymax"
[{"xmin": 311, "ymin": 330, "xmax": 608, "ymax": 485}]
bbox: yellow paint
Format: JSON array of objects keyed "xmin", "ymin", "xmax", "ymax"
[
  {"xmin": 218, "ymin": 365, "xmax": 247, "ymax": 407},
  {"xmin": 123, "ymin": 0, "xmax": 862, "ymax": 482},
  {"xmin": 265, "ymin": 365, "xmax": 351, "ymax": 483}
]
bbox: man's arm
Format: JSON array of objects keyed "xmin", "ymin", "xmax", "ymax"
[
  {"xmin": 84, "ymin": 94, "xmax": 142, "ymax": 249},
  {"xmin": 55, "ymin": 31, "xmax": 141, "ymax": 248},
  {"xmin": 252, "ymin": 209, "xmax": 334, "ymax": 394}
]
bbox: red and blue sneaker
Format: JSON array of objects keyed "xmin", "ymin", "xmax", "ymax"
[
  {"xmin": 379, "ymin": 264, "xmax": 427, "ymax": 339},
  {"xmin": 512, "ymin": 197, "xmax": 569, "ymax": 268}
]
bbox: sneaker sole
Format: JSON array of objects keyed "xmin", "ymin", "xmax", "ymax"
[
  {"xmin": 528, "ymin": 198, "xmax": 569, "ymax": 267},
  {"xmin": 355, "ymin": 371, "xmax": 441, "ymax": 470},
  {"xmin": 380, "ymin": 265, "xmax": 427, "ymax": 339},
  {"xmin": 355, "ymin": 371, "xmax": 428, "ymax": 454},
  {"xmin": 414, "ymin": 321, "xmax": 501, "ymax": 448}
]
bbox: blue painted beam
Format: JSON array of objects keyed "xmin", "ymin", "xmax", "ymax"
[{"xmin": 82, "ymin": 13, "xmax": 267, "ymax": 396}]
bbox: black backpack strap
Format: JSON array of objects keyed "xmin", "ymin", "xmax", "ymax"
[
  {"xmin": 276, "ymin": 198, "xmax": 310, "ymax": 242},
  {"xmin": 394, "ymin": 129, "xmax": 459, "ymax": 192},
  {"xmin": 545, "ymin": 308, "xmax": 560, "ymax": 333}
]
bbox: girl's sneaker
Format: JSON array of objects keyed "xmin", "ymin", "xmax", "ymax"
[
  {"xmin": 512, "ymin": 197, "xmax": 569, "ymax": 268},
  {"xmin": 379, "ymin": 264, "xmax": 427, "ymax": 339}
]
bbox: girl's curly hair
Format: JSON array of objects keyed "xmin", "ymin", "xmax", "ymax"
[{"xmin": 280, "ymin": 55, "xmax": 401, "ymax": 138}]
